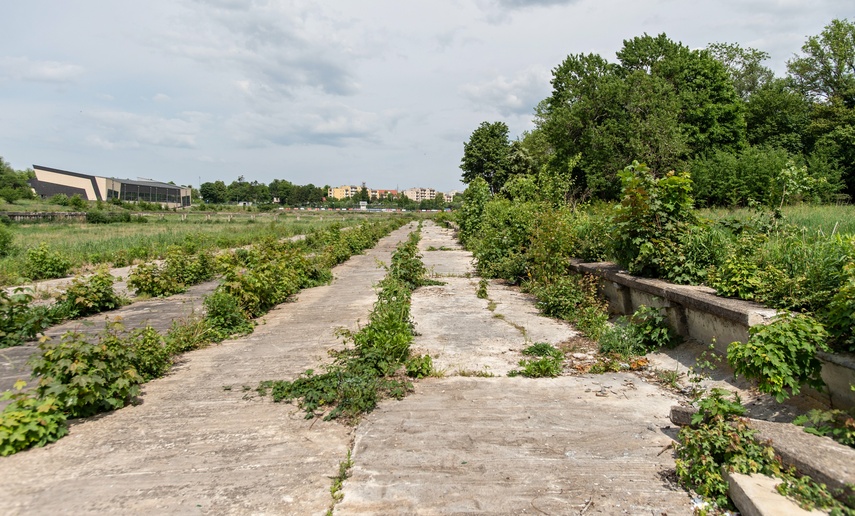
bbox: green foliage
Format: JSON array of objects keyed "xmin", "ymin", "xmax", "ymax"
[
  {"xmin": 794, "ymin": 408, "xmax": 855, "ymax": 448},
  {"xmin": 127, "ymin": 326, "xmax": 172, "ymax": 382},
  {"xmin": 68, "ymin": 194, "xmax": 87, "ymax": 211},
  {"xmin": 529, "ymin": 274, "xmax": 609, "ymax": 341},
  {"xmin": 24, "ymin": 242, "xmax": 72, "ymax": 280},
  {"xmin": 675, "ymin": 389, "xmax": 779, "ymax": 510},
  {"xmin": 470, "ymin": 199, "xmax": 539, "ymax": 282},
  {"xmin": 58, "ymin": 268, "xmax": 126, "ymax": 318},
  {"xmin": 0, "ymin": 288, "xmax": 53, "ymax": 348},
  {"xmin": 405, "ymin": 354, "xmax": 433, "ymax": 379},
  {"xmin": 203, "ymin": 290, "xmax": 253, "ymax": 341},
  {"xmin": 476, "ymin": 278, "xmax": 488, "ymax": 299},
  {"xmin": 30, "ymin": 326, "xmax": 143, "ymax": 418},
  {"xmin": 824, "ymin": 262, "xmax": 855, "ymax": 352},
  {"xmin": 128, "ymin": 246, "xmax": 214, "ymax": 297},
  {"xmin": 0, "ymin": 384, "xmax": 68, "ymax": 456},
  {"xmin": 728, "ymin": 312, "xmax": 829, "ymax": 402},
  {"xmin": 460, "ymin": 121, "xmax": 512, "ymax": 193},
  {"xmin": 458, "ymin": 177, "xmax": 491, "ymax": 246},
  {"xmin": 258, "ymin": 233, "xmax": 425, "ymax": 421},
  {"xmin": 611, "ymin": 162, "xmax": 697, "ymax": 280},
  {"xmin": 85, "ymin": 210, "xmax": 132, "ymax": 224},
  {"xmin": 598, "ymin": 305, "xmax": 678, "ymax": 359},
  {"xmin": 509, "ymin": 344, "xmax": 564, "ymax": 378},
  {"xmin": 164, "ymin": 314, "xmax": 213, "ymax": 353},
  {"xmin": 0, "ymin": 225, "xmax": 13, "ymax": 257}
]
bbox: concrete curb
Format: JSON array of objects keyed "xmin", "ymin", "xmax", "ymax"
[{"xmin": 724, "ymin": 471, "xmax": 828, "ymax": 516}]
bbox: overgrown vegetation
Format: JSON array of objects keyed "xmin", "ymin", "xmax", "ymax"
[
  {"xmin": 257, "ymin": 230, "xmax": 430, "ymax": 422},
  {"xmin": 675, "ymin": 388, "xmax": 855, "ymax": 514},
  {"xmin": 0, "ymin": 218, "xmax": 410, "ymax": 455}
]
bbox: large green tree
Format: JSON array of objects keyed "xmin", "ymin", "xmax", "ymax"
[
  {"xmin": 707, "ymin": 42, "xmax": 775, "ymax": 100},
  {"xmin": 200, "ymin": 180, "xmax": 228, "ymax": 204},
  {"xmin": 460, "ymin": 121, "xmax": 511, "ymax": 193},
  {"xmin": 788, "ymin": 19, "xmax": 855, "ymax": 197}
]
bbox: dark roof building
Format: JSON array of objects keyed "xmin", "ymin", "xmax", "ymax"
[{"xmin": 30, "ymin": 165, "xmax": 191, "ymax": 208}]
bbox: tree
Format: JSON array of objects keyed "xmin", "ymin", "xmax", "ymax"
[
  {"xmin": 788, "ymin": 19, "xmax": 855, "ymax": 197},
  {"xmin": 460, "ymin": 121, "xmax": 511, "ymax": 193},
  {"xmin": 744, "ymin": 78, "xmax": 811, "ymax": 154},
  {"xmin": 787, "ymin": 18, "xmax": 855, "ymax": 106},
  {"xmin": 200, "ymin": 181, "xmax": 228, "ymax": 204},
  {"xmin": 0, "ymin": 158, "xmax": 35, "ymax": 203},
  {"xmin": 707, "ymin": 42, "xmax": 774, "ymax": 100}
]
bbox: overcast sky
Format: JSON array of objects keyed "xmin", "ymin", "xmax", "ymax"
[{"xmin": 1, "ymin": 1, "xmax": 850, "ymax": 193}]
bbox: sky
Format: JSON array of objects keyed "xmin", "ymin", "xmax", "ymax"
[{"xmin": 0, "ymin": 1, "xmax": 851, "ymax": 193}]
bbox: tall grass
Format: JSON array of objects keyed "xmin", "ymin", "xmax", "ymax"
[{"xmin": 0, "ymin": 213, "xmax": 403, "ymax": 286}]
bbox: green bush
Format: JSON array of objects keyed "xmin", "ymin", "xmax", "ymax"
[
  {"xmin": 128, "ymin": 327, "xmax": 172, "ymax": 381},
  {"xmin": 165, "ymin": 315, "xmax": 213, "ymax": 354},
  {"xmin": 470, "ymin": 199, "xmax": 538, "ymax": 282},
  {"xmin": 0, "ymin": 225, "xmax": 13, "ymax": 257},
  {"xmin": 24, "ymin": 243, "xmax": 72, "ymax": 280},
  {"xmin": 58, "ymin": 268, "xmax": 125, "ymax": 318},
  {"xmin": 405, "ymin": 354, "xmax": 433, "ymax": 379},
  {"xmin": 611, "ymin": 162, "xmax": 697, "ymax": 280},
  {"xmin": 824, "ymin": 262, "xmax": 855, "ymax": 352},
  {"xmin": 85, "ymin": 210, "xmax": 131, "ymax": 224},
  {"xmin": 529, "ymin": 274, "xmax": 609, "ymax": 340},
  {"xmin": 128, "ymin": 246, "xmax": 215, "ymax": 297},
  {"xmin": 203, "ymin": 289, "xmax": 253, "ymax": 341},
  {"xmin": 727, "ymin": 312, "xmax": 829, "ymax": 402},
  {"xmin": 0, "ymin": 386, "xmax": 68, "ymax": 456},
  {"xmin": 0, "ymin": 288, "xmax": 54, "ymax": 348},
  {"xmin": 30, "ymin": 327, "xmax": 143, "ymax": 418}
]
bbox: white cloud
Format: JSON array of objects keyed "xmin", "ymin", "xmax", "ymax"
[
  {"xmin": 460, "ymin": 67, "xmax": 551, "ymax": 117},
  {"xmin": 84, "ymin": 110, "xmax": 211, "ymax": 149},
  {"xmin": 153, "ymin": 93, "xmax": 171, "ymax": 102},
  {"xmin": 0, "ymin": 56, "xmax": 83, "ymax": 83}
]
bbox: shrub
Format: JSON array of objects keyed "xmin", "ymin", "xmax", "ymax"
[
  {"xmin": 127, "ymin": 327, "xmax": 172, "ymax": 381},
  {"xmin": 611, "ymin": 162, "xmax": 697, "ymax": 280},
  {"xmin": 58, "ymin": 268, "xmax": 125, "ymax": 318},
  {"xmin": 165, "ymin": 314, "xmax": 213, "ymax": 354},
  {"xmin": 0, "ymin": 288, "xmax": 54, "ymax": 348},
  {"xmin": 30, "ymin": 327, "xmax": 143, "ymax": 418},
  {"xmin": 0, "ymin": 225, "xmax": 13, "ymax": 257},
  {"xmin": 727, "ymin": 312, "xmax": 829, "ymax": 402},
  {"xmin": 529, "ymin": 274, "xmax": 609, "ymax": 340},
  {"xmin": 0, "ymin": 385, "xmax": 68, "ymax": 456},
  {"xmin": 794, "ymin": 409, "xmax": 855, "ymax": 448},
  {"xmin": 405, "ymin": 354, "xmax": 433, "ymax": 379},
  {"xmin": 203, "ymin": 289, "xmax": 253, "ymax": 341},
  {"xmin": 824, "ymin": 262, "xmax": 855, "ymax": 352},
  {"xmin": 471, "ymin": 199, "xmax": 538, "ymax": 282},
  {"xmin": 24, "ymin": 243, "xmax": 72, "ymax": 280}
]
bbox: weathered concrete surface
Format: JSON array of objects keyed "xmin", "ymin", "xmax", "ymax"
[
  {"xmin": 725, "ymin": 472, "xmax": 828, "ymax": 516},
  {"xmin": 337, "ymin": 222, "xmax": 693, "ymax": 515},
  {"xmin": 0, "ymin": 223, "xmax": 416, "ymax": 515},
  {"xmin": 0, "ymin": 280, "xmax": 218, "ymax": 394},
  {"xmin": 338, "ymin": 376, "xmax": 690, "ymax": 515}
]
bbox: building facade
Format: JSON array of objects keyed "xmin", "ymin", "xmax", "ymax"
[
  {"xmin": 402, "ymin": 187, "xmax": 437, "ymax": 202},
  {"xmin": 328, "ymin": 185, "xmax": 359, "ymax": 200},
  {"xmin": 30, "ymin": 165, "xmax": 191, "ymax": 208}
]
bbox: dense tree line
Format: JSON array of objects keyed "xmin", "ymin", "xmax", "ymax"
[{"xmin": 461, "ymin": 19, "xmax": 855, "ymax": 206}]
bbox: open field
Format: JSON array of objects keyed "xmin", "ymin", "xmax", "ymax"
[
  {"xmin": 0, "ymin": 211, "xmax": 411, "ymax": 286},
  {"xmin": 699, "ymin": 203, "xmax": 855, "ymax": 236}
]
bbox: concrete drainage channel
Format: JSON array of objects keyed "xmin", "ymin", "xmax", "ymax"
[{"xmin": 0, "ymin": 220, "xmax": 848, "ymax": 514}]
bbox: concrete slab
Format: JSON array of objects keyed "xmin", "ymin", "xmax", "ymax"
[
  {"xmin": 0, "ymin": 224, "xmax": 416, "ymax": 515},
  {"xmin": 337, "ymin": 376, "xmax": 691, "ymax": 515}
]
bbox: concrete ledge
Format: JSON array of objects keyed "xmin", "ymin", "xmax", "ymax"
[
  {"xmin": 725, "ymin": 471, "xmax": 828, "ymax": 516},
  {"xmin": 570, "ymin": 260, "xmax": 855, "ymax": 410},
  {"xmin": 670, "ymin": 406, "xmax": 855, "ymax": 509}
]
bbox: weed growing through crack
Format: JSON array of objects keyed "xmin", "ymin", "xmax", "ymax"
[
  {"xmin": 508, "ymin": 342, "xmax": 564, "ymax": 378},
  {"xmin": 326, "ymin": 450, "xmax": 354, "ymax": 515},
  {"xmin": 456, "ymin": 368, "xmax": 495, "ymax": 377},
  {"xmin": 476, "ymin": 278, "xmax": 488, "ymax": 299}
]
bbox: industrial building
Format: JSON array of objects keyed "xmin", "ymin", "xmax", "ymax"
[{"xmin": 29, "ymin": 165, "xmax": 192, "ymax": 208}]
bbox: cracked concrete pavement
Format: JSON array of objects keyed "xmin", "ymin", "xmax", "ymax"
[{"xmin": 1, "ymin": 220, "xmax": 694, "ymax": 515}]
